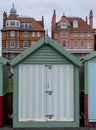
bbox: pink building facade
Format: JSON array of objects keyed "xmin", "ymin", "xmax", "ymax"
[{"xmin": 51, "ymin": 10, "xmax": 95, "ymax": 59}]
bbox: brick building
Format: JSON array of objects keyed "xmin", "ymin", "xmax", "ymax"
[
  {"xmin": 1, "ymin": 4, "xmax": 45, "ymax": 60},
  {"xmin": 51, "ymin": 10, "xmax": 95, "ymax": 58}
]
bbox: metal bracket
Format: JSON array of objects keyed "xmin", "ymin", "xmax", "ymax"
[
  {"xmin": 45, "ymin": 115, "xmax": 54, "ymax": 119},
  {"xmin": 45, "ymin": 90, "xmax": 53, "ymax": 95}
]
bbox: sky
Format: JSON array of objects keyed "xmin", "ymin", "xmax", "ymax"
[{"xmin": 0, "ymin": 0, "xmax": 96, "ymax": 55}]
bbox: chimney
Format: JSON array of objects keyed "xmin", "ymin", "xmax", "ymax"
[
  {"xmin": 3, "ymin": 11, "xmax": 7, "ymax": 27},
  {"xmin": 89, "ymin": 10, "xmax": 93, "ymax": 28},
  {"xmin": 41, "ymin": 16, "xmax": 44, "ymax": 28},
  {"xmin": 85, "ymin": 16, "xmax": 88, "ymax": 24},
  {"xmin": 51, "ymin": 10, "xmax": 56, "ymax": 30}
]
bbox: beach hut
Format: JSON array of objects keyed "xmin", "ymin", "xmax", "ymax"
[
  {"xmin": 81, "ymin": 51, "xmax": 96, "ymax": 126},
  {"xmin": 10, "ymin": 35, "xmax": 82, "ymax": 128},
  {"xmin": 0, "ymin": 57, "xmax": 9, "ymax": 127}
]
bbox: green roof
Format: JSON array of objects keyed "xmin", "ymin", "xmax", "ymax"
[
  {"xmin": 81, "ymin": 51, "xmax": 96, "ymax": 62},
  {"xmin": 0, "ymin": 57, "xmax": 9, "ymax": 65},
  {"xmin": 10, "ymin": 35, "xmax": 82, "ymax": 67}
]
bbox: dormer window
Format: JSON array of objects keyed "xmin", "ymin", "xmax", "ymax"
[
  {"xmin": 6, "ymin": 20, "xmax": 20, "ymax": 27},
  {"xmin": 61, "ymin": 22, "xmax": 67, "ymax": 29},
  {"xmin": 10, "ymin": 21, "xmax": 15, "ymax": 26},
  {"xmin": 20, "ymin": 23, "xmax": 32, "ymax": 29},
  {"xmin": 73, "ymin": 20, "xmax": 78, "ymax": 28}
]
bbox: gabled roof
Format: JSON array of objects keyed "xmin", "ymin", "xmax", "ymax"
[
  {"xmin": 81, "ymin": 51, "xmax": 96, "ymax": 62},
  {"xmin": 10, "ymin": 35, "xmax": 82, "ymax": 67},
  {"xmin": 0, "ymin": 57, "xmax": 9, "ymax": 65}
]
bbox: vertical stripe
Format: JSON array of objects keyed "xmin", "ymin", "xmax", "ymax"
[
  {"xmin": 29, "ymin": 65, "xmax": 32, "ymax": 119},
  {"xmin": 42, "ymin": 65, "xmax": 44, "ymax": 119},
  {"xmin": 32, "ymin": 65, "xmax": 36, "ymax": 119},
  {"xmin": 18, "ymin": 64, "xmax": 74, "ymax": 121},
  {"xmin": 60, "ymin": 66, "xmax": 63, "ymax": 118},
  {"xmin": 36, "ymin": 66, "xmax": 38, "ymax": 119},
  {"xmin": 54, "ymin": 65, "xmax": 57, "ymax": 119},
  {"xmin": 63, "ymin": 66, "xmax": 67, "ymax": 119}
]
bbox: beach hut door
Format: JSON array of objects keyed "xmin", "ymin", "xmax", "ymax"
[{"xmin": 88, "ymin": 63, "xmax": 96, "ymax": 122}]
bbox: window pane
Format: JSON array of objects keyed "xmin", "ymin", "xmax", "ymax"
[
  {"xmin": 80, "ymin": 32, "xmax": 84, "ymax": 37},
  {"xmin": 74, "ymin": 41, "xmax": 78, "ymax": 48},
  {"xmin": 10, "ymin": 40, "xmax": 15, "ymax": 48},
  {"xmin": 37, "ymin": 32, "xmax": 40, "ymax": 37},
  {"xmin": 73, "ymin": 20, "xmax": 78, "ymax": 28},
  {"xmin": 23, "ymin": 41, "xmax": 28, "ymax": 48},
  {"xmin": 10, "ymin": 31, "xmax": 15, "ymax": 36},
  {"xmin": 80, "ymin": 41, "xmax": 84, "ymax": 48},
  {"xmin": 10, "ymin": 21, "xmax": 15, "ymax": 26},
  {"xmin": 62, "ymin": 31, "xmax": 66, "ymax": 36},
  {"xmin": 25, "ymin": 23, "xmax": 28, "ymax": 28},
  {"xmin": 87, "ymin": 41, "xmax": 91, "ymax": 48},
  {"xmin": 87, "ymin": 31, "xmax": 91, "ymax": 37},
  {"xmin": 62, "ymin": 41, "xmax": 66, "ymax": 47},
  {"xmin": 24, "ymin": 31, "xmax": 28, "ymax": 36},
  {"xmin": 61, "ymin": 22, "xmax": 67, "ymax": 28},
  {"xmin": 32, "ymin": 32, "xmax": 35, "ymax": 37},
  {"xmin": 29, "ymin": 23, "xmax": 32, "ymax": 28}
]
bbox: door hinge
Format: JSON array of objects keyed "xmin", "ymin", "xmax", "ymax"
[{"xmin": 45, "ymin": 115, "xmax": 54, "ymax": 119}]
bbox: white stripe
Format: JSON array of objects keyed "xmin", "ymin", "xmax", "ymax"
[
  {"xmin": 36, "ymin": 66, "xmax": 38, "ymax": 119},
  {"xmin": 42, "ymin": 65, "xmax": 44, "ymax": 119},
  {"xmin": 60, "ymin": 65, "xmax": 64, "ymax": 119},
  {"xmin": 54, "ymin": 66, "xmax": 57, "ymax": 118},
  {"xmin": 29, "ymin": 65, "xmax": 32, "ymax": 119}
]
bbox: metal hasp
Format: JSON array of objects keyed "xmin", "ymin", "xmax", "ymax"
[{"xmin": 45, "ymin": 90, "xmax": 53, "ymax": 95}]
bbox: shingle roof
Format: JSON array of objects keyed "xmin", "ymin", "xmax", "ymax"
[
  {"xmin": 55, "ymin": 16, "xmax": 92, "ymax": 31},
  {"xmin": 67, "ymin": 17, "xmax": 92, "ymax": 30}
]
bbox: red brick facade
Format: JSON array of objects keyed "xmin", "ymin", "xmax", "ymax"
[{"xmin": 51, "ymin": 10, "xmax": 95, "ymax": 59}]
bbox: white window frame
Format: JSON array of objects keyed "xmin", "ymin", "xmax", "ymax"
[
  {"xmin": 6, "ymin": 20, "xmax": 20, "ymax": 27},
  {"xmin": 73, "ymin": 20, "xmax": 78, "ymax": 28},
  {"xmin": 80, "ymin": 41, "xmax": 84, "ymax": 48},
  {"xmin": 23, "ymin": 41, "xmax": 28, "ymax": 48},
  {"xmin": 10, "ymin": 40, "xmax": 15, "ymax": 48},
  {"xmin": 10, "ymin": 31, "xmax": 15, "ymax": 36},
  {"xmin": 80, "ymin": 32, "xmax": 84, "ymax": 37},
  {"xmin": 87, "ymin": 31, "xmax": 91, "ymax": 37},
  {"xmin": 61, "ymin": 22, "xmax": 67, "ymax": 29},
  {"xmin": 87, "ymin": 41, "xmax": 91, "ymax": 48},
  {"xmin": 37, "ymin": 32, "xmax": 40, "ymax": 37},
  {"xmin": 32, "ymin": 32, "xmax": 35, "ymax": 37}
]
